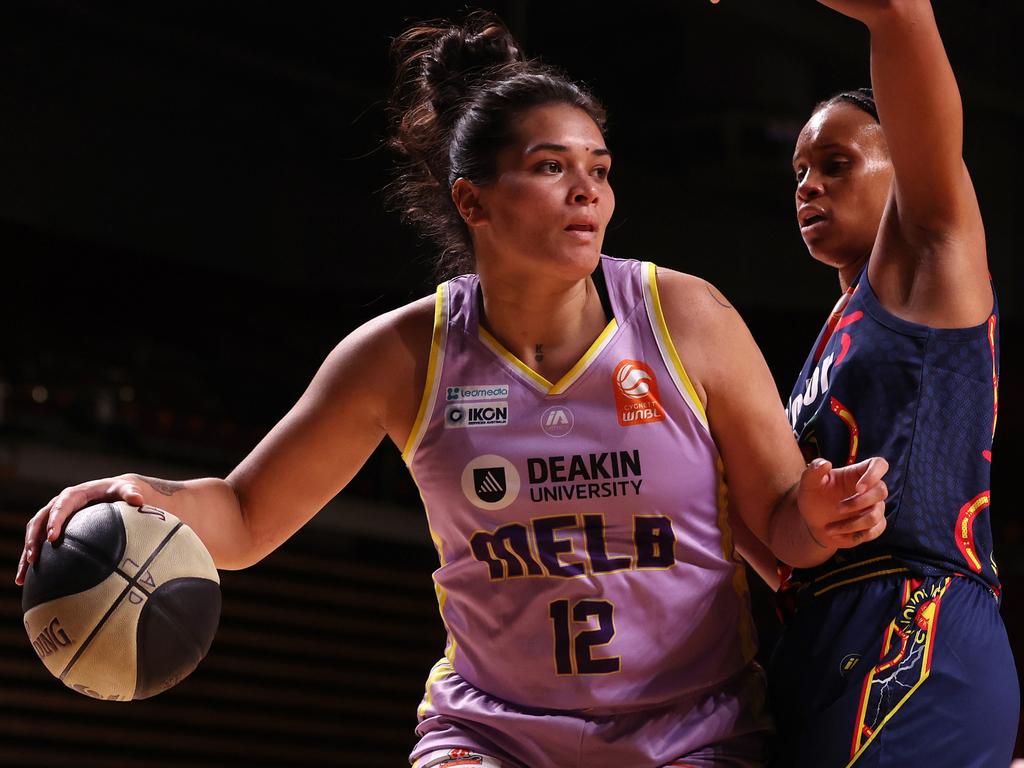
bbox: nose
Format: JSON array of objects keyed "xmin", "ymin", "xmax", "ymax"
[
  {"xmin": 568, "ymin": 173, "xmax": 599, "ymax": 205},
  {"xmin": 796, "ymin": 169, "xmax": 824, "ymax": 202}
]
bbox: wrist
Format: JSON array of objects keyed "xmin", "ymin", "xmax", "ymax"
[{"xmin": 804, "ymin": 516, "xmax": 830, "ymax": 549}]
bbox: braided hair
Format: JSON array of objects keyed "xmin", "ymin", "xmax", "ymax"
[{"xmin": 814, "ymin": 87, "xmax": 879, "ymax": 123}]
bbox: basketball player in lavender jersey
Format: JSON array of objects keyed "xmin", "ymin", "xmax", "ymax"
[
  {"xmin": 770, "ymin": 1, "xmax": 1018, "ymax": 766},
  {"xmin": 17, "ymin": 13, "xmax": 891, "ymax": 768}
]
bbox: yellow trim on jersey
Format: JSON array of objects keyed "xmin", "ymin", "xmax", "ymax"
[
  {"xmin": 416, "ymin": 656, "xmax": 456, "ymax": 720},
  {"xmin": 715, "ymin": 457, "xmax": 758, "ymax": 663},
  {"xmin": 811, "ymin": 554, "xmax": 895, "ymax": 582},
  {"xmin": 813, "ymin": 568, "xmax": 910, "ymax": 598},
  {"xmin": 402, "ymin": 284, "xmax": 448, "ymax": 464},
  {"xmin": 549, "ymin": 319, "xmax": 618, "ymax": 395},
  {"xmin": 409, "ymin": 462, "xmax": 458, "ymax": 677},
  {"xmin": 643, "ymin": 262, "xmax": 709, "ymax": 431},
  {"xmin": 478, "ymin": 325, "xmax": 553, "ymax": 390},
  {"xmin": 478, "ymin": 319, "xmax": 619, "ymax": 396}
]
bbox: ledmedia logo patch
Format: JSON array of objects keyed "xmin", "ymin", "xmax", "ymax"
[
  {"xmin": 613, "ymin": 359, "xmax": 665, "ymax": 426},
  {"xmin": 445, "ymin": 402, "xmax": 508, "ymax": 428},
  {"xmin": 446, "ymin": 384, "xmax": 509, "ymax": 402},
  {"xmin": 540, "ymin": 406, "xmax": 574, "ymax": 437},
  {"xmin": 461, "ymin": 455, "xmax": 520, "ymax": 510}
]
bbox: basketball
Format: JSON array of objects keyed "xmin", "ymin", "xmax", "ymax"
[{"xmin": 21, "ymin": 501, "xmax": 221, "ymax": 701}]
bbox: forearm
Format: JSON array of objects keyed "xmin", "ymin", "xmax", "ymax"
[
  {"xmin": 871, "ymin": 4, "xmax": 961, "ymax": 144},
  {"xmin": 851, "ymin": 0, "xmax": 966, "ymax": 228},
  {"xmin": 124, "ymin": 474, "xmax": 255, "ymax": 570},
  {"xmin": 729, "ymin": 508, "xmax": 782, "ymax": 590},
  {"xmin": 766, "ymin": 483, "xmax": 838, "ymax": 570}
]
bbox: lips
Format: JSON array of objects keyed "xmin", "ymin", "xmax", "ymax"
[
  {"xmin": 798, "ymin": 205, "xmax": 827, "ymax": 230},
  {"xmin": 565, "ymin": 222, "xmax": 596, "ymax": 232}
]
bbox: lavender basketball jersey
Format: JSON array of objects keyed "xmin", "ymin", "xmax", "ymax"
[{"xmin": 403, "ymin": 256, "xmax": 756, "ymax": 714}]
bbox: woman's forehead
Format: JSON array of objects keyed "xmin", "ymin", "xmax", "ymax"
[
  {"xmin": 796, "ymin": 103, "xmax": 883, "ymax": 155},
  {"xmin": 511, "ymin": 104, "xmax": 607, "ymax": 150}
]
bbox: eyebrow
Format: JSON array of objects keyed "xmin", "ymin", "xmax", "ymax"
[
  {"xmin": 792, "ymin": 141, "xmax": 848, "ymax": 163},
  {"xmin": 524, "ymin": 142, "xmax": 612, "ymax": 158}
]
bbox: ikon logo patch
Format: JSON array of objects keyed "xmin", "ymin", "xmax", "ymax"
[
  {"xmin": 445, "ymin": 402, "xmax": 508, "ymax": 428},
  {"xmin": 613, "ymin": 359, "xmax": 665, "ymax": 426}
]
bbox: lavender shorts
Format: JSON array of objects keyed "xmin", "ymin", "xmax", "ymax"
[{"xmin": 411, "ymin": 662, "xmax": 771, "ymax": 768}]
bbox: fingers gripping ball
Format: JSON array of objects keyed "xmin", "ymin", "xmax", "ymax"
[{"xmin": 21, "ymin": 501, "xmax": 221, "ymax": 700}]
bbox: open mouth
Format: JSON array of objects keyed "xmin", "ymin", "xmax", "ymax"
[
  {"xmin": 565, "ymin": 223, "xmax": 595, "ymax": 232},
  {"xmin": 799, "ymin": 207, "xmax": 828, "ymax": 230}
]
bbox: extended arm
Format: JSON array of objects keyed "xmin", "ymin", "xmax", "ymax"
[
  {"xmin": 660, "ymin": 270, "xmax": 887, "ymax": 569},
  {"xmin": 821, "ymin": 0, "xmax": 990, "ymax": 325},
  {"xmin": 16, "ymin": 297, "xmax": 433, "ymax": 583}
]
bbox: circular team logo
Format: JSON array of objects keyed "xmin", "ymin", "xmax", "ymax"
[
  {"xmin": 540, "ymin": 406, "xmax": 574, "ymax": 438},
  {"xmin": 461, "ymin": 455, "xmax": 520, "ymax": 510},
  {"xmin": 839, "ymin": 654, "xmax": 861, "ymax": 676},
  {"xmin": 615, "ymin": 361, "xmax": 653, "ymax": 399},
  {"xmin": 447, "ymin": 407, "xmax": 465, "ymax": 425}
]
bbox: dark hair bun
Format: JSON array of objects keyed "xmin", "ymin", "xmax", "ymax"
[
  {"xmin": 387, "ymin": 10, "xmax": 606, "ymax": 281},
  {"xmin": 424, "ymin": 16, "xmax": 522, "ymax": 122}
]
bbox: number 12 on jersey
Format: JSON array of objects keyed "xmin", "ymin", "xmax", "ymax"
[{"xmin": 548, "ymin": 599, "xmax": 620, "ymax": 675}]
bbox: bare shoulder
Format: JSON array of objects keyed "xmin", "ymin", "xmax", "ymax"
[
  {"xmin": 654, "ymin": 267, "xmax": 761, "ymax": 407},
  {"xmin": 655, "ymin": 267, "xmax": 740, "ymax": 340},
  {"xmin": 314, "ymin": 293, "xmax": 437, "ymax": 445}
]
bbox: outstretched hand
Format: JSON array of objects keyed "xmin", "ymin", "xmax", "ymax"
[{"xmin": 797, "ymin": 457, "xmax": 889, "ymax": 550}]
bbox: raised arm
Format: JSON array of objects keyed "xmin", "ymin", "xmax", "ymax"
[
  {"xmin": 821, "ymin": 0, "xmax": 990, "ymax": 325},
  {"xmin": 16, "ymin": 296, "xmax": 434, "ymax": 583},
  {"xmin": 659, "ymin": 269, "xmax": 888, "ymax": 569}
]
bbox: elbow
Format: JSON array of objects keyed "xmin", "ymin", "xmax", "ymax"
[{"xmin": 207, "ymin": 479, "xmax": 262, "ymax": 571}]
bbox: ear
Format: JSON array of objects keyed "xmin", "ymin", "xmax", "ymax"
[{"xmin": 451, "ymin": 178, "xmax": 488, "ymax": 228}]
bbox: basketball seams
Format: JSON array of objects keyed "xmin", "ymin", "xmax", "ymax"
[{"xmin": 58, "ymin": 522, "xmax": 183, "ymax": 683}]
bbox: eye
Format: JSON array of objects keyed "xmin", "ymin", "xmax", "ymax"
[
  {"xmin": 538, "ymin": 160, "xmax": 562, "ymax": 174},
  {"xmin": 794, "ymin": 166, "xmax": 807, "ymax": 184},
  {"xmin": 825, "ymin": 158, "xmax": 850, "ymax": 175},
  {"xmin": 592, "ymin": 165, "xmax": 609, "ymax": 180}
]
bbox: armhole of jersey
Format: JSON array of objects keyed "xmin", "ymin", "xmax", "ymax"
[
  {"xmin": 401, "ymin": 283, "xmax": 448, "ymax": 464},
  {"xmin": 715, "ymin": 457, "xmax": 757, "ymax": 664},
  {"xmin": 641, "ymin": 262, "xmax": 710, "ymax": 433}
]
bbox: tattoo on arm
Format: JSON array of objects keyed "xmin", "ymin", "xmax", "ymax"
[
  {"xmin": 706, "ymin": 283, "xmax": 732, "ymax": 309},
  {"xmin": 535, "ymin": 344, "xmax": 544, "ymax": 362},
  {"xmin": 136, "ymin": 475, "xmax": 186, "ymax": 497}
]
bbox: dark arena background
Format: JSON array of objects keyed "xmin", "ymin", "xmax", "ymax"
[{"xmin": 1, "ymin": 1, "xmax": 1020, "ymax": 765}]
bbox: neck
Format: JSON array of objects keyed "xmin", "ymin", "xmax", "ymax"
[
  {"xmin": 476, "ymin": 265, "xmax": 609, "ymax": 383},
  {"xmin": 837, "ymin": 253, "xmax": 869, "ymax": 293}
]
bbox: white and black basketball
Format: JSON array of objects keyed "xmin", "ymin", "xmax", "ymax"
[{"xmin": 21, "ymin": 501, "xmax": 221, "ymax": 700}]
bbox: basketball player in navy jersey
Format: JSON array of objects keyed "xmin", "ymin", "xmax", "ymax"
[
  {"xmin": 770, "ymin": 1, "xmax": 1018, "ymax": 766},
  {"xmin": 19, "ymin": 12, "xmax": 891, "ymax": 767}
]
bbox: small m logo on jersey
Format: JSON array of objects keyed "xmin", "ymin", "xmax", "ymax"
[{"xmin": 473, "ymin": 468, "xmax": 506, "ymax": 503}]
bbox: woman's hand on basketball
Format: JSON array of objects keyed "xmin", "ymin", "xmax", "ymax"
[
  {"xmin": 16, "ymin": 476, "xmax": 147, "ymax": 586},
  {"xmin": 797, "ymin": 457, "xmax": 889, "ymax": 550}
]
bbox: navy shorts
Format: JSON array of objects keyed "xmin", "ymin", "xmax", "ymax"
[{"xmin": 768, "ymin": 571, "xmax": 1018, "ymax": 767}]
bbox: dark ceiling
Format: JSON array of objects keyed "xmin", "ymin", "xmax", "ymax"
[
  {"xmin": 1, "ymin": 1, "xmax": 1020, "ymax": 460},
  {"xmin": 2, "ymin": 0, "xmax": 1019, "ymax": 309}
]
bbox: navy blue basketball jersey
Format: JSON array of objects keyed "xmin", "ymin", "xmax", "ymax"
[{"xmin": 785, "ymin": 267, "xmax": 1000, "ymax": 592}]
